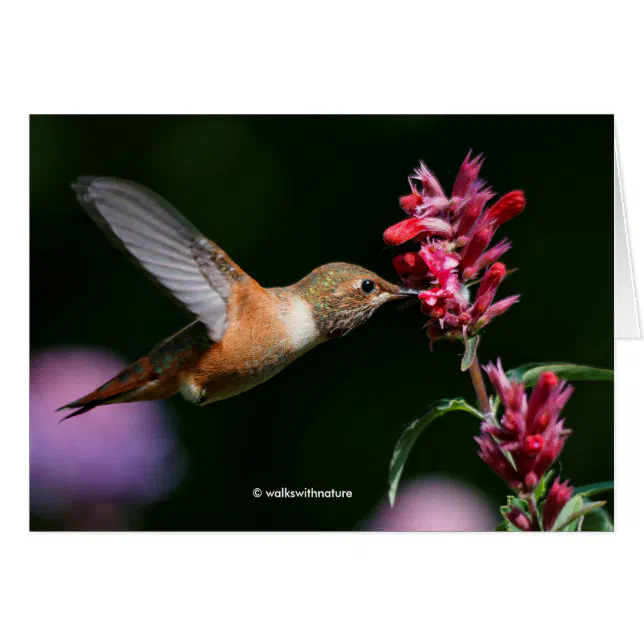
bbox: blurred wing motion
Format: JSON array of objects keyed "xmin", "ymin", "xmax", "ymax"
[{"xmin": 72, "ymin": 177, "xmax": 250, "ymax": 341}]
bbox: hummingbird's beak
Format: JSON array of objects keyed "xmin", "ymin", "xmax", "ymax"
[
  {"xmin": 390, "ymin": 285, "xmax": 420, "ymax": 311},
  {"xmin": 392, "ymin": 287, "xmax": 421, "ymax": 299}
]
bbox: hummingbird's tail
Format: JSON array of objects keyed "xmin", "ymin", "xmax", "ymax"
[{"xmin": 56, "ymin": 356, "xmax": 179, "ymax": 421}]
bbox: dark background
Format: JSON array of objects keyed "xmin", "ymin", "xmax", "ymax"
[{"xmin": 30, "ymin": 115, "xmax": 614, "ymax": 530}]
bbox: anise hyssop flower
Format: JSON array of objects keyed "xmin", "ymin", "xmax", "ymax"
[{"xmin": 384, "ymin": 153, "xmax": 525, "ymax": 346}]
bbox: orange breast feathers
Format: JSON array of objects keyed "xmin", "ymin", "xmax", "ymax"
[{"xmin": 191, "ymin": 282, "xmax": 303, "ymax": 392}]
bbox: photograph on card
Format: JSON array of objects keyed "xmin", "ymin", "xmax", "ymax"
[{"xmin": 30, "ymin": 115, "xmax": 614, "ymax": 531}]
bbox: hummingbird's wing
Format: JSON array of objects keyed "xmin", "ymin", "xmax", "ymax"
[{"xmin": 72, "ymin": 176, "xmax": 252, "ymax": 341}]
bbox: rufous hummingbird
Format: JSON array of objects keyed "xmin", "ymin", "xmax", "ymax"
[{"xmin": 58, "ymin": 177, "xmax": 417, "ymax": 420}]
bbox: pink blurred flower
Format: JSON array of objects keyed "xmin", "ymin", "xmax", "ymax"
[
  {"xmin": 363, "ymin": 477, "xmax": 497, "ymax": 531},
  {"xmin": 384, "ymin": 152, "xmax": 525, "ymax": 346},
  {"xmin": 30, "ymin": 347, "xmax": 186, "ymax": 528},
  {"xmin": 542, "ymin": 477, "xmax": 575, "ymax": 531},
  {"xmin": 475, "ymin": 360, "xmax": 573, "ymax": 493}
]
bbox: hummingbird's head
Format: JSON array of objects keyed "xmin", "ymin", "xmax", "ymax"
[{"xmin": 294, "ymin": 262, "xmax": 418, "ymax": 338}]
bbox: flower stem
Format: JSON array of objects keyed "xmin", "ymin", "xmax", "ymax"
[{"xmin": 468, "ymin": 354, "xmax": 491, "ymax": 415}]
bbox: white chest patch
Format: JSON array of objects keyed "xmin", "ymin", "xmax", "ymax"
[{"xmin": 285, "ymin": 297, "xmax": 319, "ymax": 351}]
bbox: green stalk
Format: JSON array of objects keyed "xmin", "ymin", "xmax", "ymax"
[{"xmin": 468, "ymin": 353, "xmax": 491, "ymax": 415}]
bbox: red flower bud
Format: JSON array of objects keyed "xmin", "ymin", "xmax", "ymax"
[
  {"xmin": 470, "ymin": 292, "xmax": 493, "ymax": 319},
  {"xmin": 481, "ymin": 262, "xmax": 506, "ymax": 290},
  {"xmin": 542, "ymin": 372, "xmax": 558, "ymax": 387},
  {"xmin": 452, "ymin": 151, "xmax": 484, "ymax": 199},
  {"xmin": 413, "ymin": 161, "xmax": 446, "ymax": 198},
  {"xmin": 524, "ymin": 435, "xmax": 544, "ymax": 455},
  {"xmin": 526, "ymin": 371, "xmax": 559, "ymax": 433},
  {"xmin": 392, "ymin": 252, "xmax": 427, "ymax": 280},
  {"xmin": 462, "ymin": 266, "xmax": 477, "ymax": 281},
  {"xmin": 454, "ymin": 187, "xmax": 495, "ymax": 237},
  {"xmin": 534, "ymin": 410, "xmax": 551, "ymax": 432},
  {"xmin": 484, "ymin": 190, "xmax": 526, "ymax": 226},
  {"xmin": 384, "ymin": 218, "xmax": 428, "ymax": 246},
  {"xmin": 399, "ymin": 192, "xmax": 423, "ymax": 215},
  {"xmin": 469, "ymin": 263, "xmax": 507, "ymax": 321},
  {"xmin": 384, "ymin": 217, "xmax": 453, "ymax": 246},
  {"xmin": 461, "ymin": 225, "xmax": 494, "ymax": 271},
  {"xmin": 504, "ymin": 505, "xmax": 532, "ymax": 531},
  {"xmin": 524, "ymin": 472, "xmax": 539, "ymax": 490},
  {"xmin": 543, "ymin": 478, "xmax": 575, "ymax": 531},
  {"xmin": 501, "ymin": 413, "xmax": 519, "ymax": 432}
]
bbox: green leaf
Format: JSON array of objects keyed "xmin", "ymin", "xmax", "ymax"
[
  {"xmin": 505, "ymin": 363, "xmax": 613, "ymax": 388},
  {"xmin": 388, "ymin": 398, "xmax": 483, "ymax": 506},
  {"xmin": 493, "ymin": 521, "xmax": 507, "ymax": 531},
  {"xmin": 534, "ymin": 470, "xmax": 556, "ymax": 502},
  {"xmin": 460, "ymin": 335, "xmax": 480, "ymax": 372},
  {"xmin": 552, "ymin": 494, "xmax": 585, "ymax": 531},
  {"xmin": 581, "ymin": 506, "xmax": 614, "ymax": 532},
  {"xmin": 575, "ymin": 481, "xmax": 614, "ymax": 498},
  {"xmin": 507, "ymin": 495, "xmax": 530, "ymax": 513},
  {"xmin": 553, "ymin": 498, "xmax": 606, "ymax": 531}
]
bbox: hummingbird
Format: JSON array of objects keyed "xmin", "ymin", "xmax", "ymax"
[{"xmin": 58, "ymin": 177, "xmax": 417, "ymax": 420}]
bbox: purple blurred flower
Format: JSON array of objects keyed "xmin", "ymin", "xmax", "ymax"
[
  {"xmin": 30, "ymin": 347, "xmax": 186, "ymax": 527},
  {"xmin": 363, "ymin": 477, "xmax": 497, "ymax": 531}
]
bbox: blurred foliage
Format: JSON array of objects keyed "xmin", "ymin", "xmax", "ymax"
[{"xmin": 30, "ymin": 115, "xmax": 614, "ymax": 530}]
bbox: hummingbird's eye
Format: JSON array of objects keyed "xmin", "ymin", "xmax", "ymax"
[{"xmin": 361, "ymin": 279, "xmax": 375, "ymax": 294}]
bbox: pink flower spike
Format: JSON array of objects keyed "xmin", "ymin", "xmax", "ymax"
[
  {"xmin": 478, "ymin": 360, "xmax": 573, "ymax": 493},
  {"xmin": 384, "ymin": 154, "xmax": 524, "ymax": 345},
  {"xmin": 542, "ymin": 478, "xmax": 575, "ymax": 531},
  {"xmin": 452, "ymin": 151, "xmax": 484, "ymax": 199}
]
